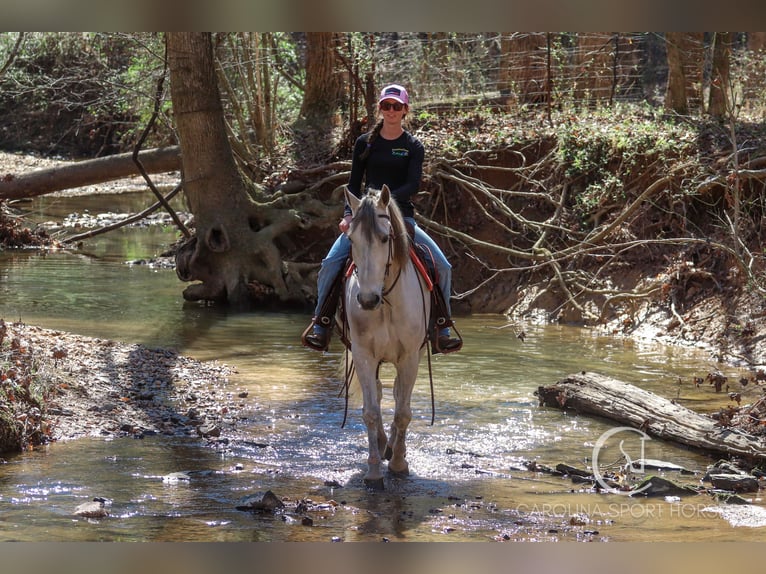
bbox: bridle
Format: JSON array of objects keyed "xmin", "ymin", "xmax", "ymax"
[
  {"xmin": 349, "ymin": 211, "xmax": 404, "ymax": 301},
  {"xmin": 378, "ymin": 213, "xmax": 405, "ymax": 300}
]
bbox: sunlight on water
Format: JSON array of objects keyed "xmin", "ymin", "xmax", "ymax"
[{"xmin": 1, "ymin": 191, "xmax": 764, "ymax": 541}]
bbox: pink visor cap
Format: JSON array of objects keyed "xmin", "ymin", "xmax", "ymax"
[{"xmin": 378, "ymin": 84, "xmax": 409, "ymax": 106}]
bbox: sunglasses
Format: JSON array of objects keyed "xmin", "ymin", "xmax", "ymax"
[{"xmin": 379, "ymin": 101, "xmax": 404, "ymax": 111}]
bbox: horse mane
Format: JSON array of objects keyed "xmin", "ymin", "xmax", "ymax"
[{"xmin": 356, "ymin": 188, "xmax": 410, "ymax": 269}]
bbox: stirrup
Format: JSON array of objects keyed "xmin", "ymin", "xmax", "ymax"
[
  {"xmin": 432, "ymin": 334, "xmax": 463, "ymax": 354},
  {"xmin": 301, "ymin": 317, "xmax": 331, "ymax": 352},
  {"xmin": 430, "ymin": 318, "xmax": 463, "ymax": 355}
]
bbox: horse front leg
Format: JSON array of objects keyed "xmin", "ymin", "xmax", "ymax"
[
  {"xmin": 387, "ymin": 355, "xmax": 419, "ymax": 477},
  {"xmin": 357, "ymin": 359, "xmax": 387, "ymax": 490}
]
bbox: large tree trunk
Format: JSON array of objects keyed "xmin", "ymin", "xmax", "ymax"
[
  {"xmin": 664, "ymin": 33, "xmax": 704, "ymax": 115},
  {"xmin": 708, "ymin": 32, "xmax": 732, "ymax": 119},
  {"xmin": 167, "ymin": 32, "xmax": 300, "ymax": 307},
  {"xmin": 299, "ymin": 32, "xmax": 340, "ymax": 123},
  {"xmin": 574, "ymin": 33, "xmax": 615, "ymax": 106},
  {"xmin": 0, "ymin": 146, "xmax": 180, "ymax": 200},
  {"xmin": 293, "ymin": 32, "xmax": 341, "ymax": 164},
  {"xmin": 537, "ymin": 372, "xmax": 766, "ymax": 461},
  {"xmin": 498, "ymin": 33, "xmax": 549, "ymax": 105},
  {"xmin": 664, "ymin": 33, "xmax": 689, "ymax": 114}
]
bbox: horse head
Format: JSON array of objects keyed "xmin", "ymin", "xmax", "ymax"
[{"xmin": 344, "ymin": 185, "xmax": 396, "ymax": 310}]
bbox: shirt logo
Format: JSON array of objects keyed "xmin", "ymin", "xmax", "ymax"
[{"xmin": 391, "ymin": 148, "xmax": 409, "ymax": 157}]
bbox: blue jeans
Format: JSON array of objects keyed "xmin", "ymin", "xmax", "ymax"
[{"xmin": 313, "ymin": 217, "xmax": 452, "ymax": 320}]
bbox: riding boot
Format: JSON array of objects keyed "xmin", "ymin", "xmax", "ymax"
[
  {"xmin": 302, "ymin": 266, "xmax": 345, "ymax": 352},
  {"xmin": 430, "ymin": 286, "xmax": 463, "ymax": 354},
  {"xmin": 302, "ymin": 318, "xmax": 331, "ymax": 352},
  {"xmin": 432, "ymin": 322, "xmax": 463, "ymax": 354}
]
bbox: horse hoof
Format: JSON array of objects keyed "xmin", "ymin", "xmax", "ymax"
[
  {"xmin": 364, "ymin": 477, "xmax": 385, "ymax": 491},
  {"xmin": 388, "ymin": 465, "xmax": 409, "ymax": 478}
]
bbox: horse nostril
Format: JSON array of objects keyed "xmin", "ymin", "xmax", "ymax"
[{"xmin": 357, "ymin": 293, "xmax": 381, "ymax": 310}]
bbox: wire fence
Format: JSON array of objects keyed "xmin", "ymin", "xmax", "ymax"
[{"xmin": 353, "ymin": 32, "xmax": 766, "ymax": 118}]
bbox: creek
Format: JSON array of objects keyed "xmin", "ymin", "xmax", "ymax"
[{"xmin": 0, "ymin": 191, "xmax": 764, "ymax": 542}]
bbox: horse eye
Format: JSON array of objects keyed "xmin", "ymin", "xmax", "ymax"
[{"xmin": 381, "ymin": 235, "xmax": 389, "ymax": 244}]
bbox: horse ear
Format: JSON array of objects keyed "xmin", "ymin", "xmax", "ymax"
[
  {"xmin": 380, "ymin": 185, "xmax": 391, "ymax": 207},
  {"xmin": 344, "ymin": 186, "xmax": 361, "ymax": 214}
]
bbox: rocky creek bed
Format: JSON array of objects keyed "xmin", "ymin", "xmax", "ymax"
[{"xmin": 0, "ymin": 319, "xmax": 244, "ymax": 452}]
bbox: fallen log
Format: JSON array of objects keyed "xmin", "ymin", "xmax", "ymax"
[
  {"xmin": 536, "ymin": 372, "xmax": 766, "ymax": 462},
  {"xmin": 0, "ymin": 146, "xmax": 181, "ymax": 200}
]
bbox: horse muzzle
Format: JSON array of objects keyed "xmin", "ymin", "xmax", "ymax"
[{"xmin": 357, "ymin": 292, "xmax": 382, "ymax": 310}]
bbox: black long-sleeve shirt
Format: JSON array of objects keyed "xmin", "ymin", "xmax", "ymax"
[{"xmin": 345, "ymin": 130, "xmax": 424, "ymax": 219}]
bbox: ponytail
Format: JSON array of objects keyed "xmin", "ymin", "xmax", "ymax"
[{"xmin": 359, "ymin": 118, "xmax": 384, "ymax": 161}]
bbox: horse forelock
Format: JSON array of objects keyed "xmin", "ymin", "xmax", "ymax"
[
  {"xmin": 354, "ymin": 195, "xmax": 379, "ymax": 244},
  {"xmin": 353, "ymin": 190, "xmax": 409, "ymax": 269}
]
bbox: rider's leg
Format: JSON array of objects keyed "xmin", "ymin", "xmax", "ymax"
[
  {"xmin": 303, "ymin": 234, "xmax": 351, "ymax": 351},
  {"xmin": 410, "ymin": 221, "xmax": 461, "ymax": 352}
]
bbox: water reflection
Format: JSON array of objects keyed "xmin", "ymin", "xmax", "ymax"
[{"xmin": 0, "ymin": 191, "xmax": 763, "ymax": 541}]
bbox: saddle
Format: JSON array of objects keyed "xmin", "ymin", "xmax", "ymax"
[{"xmin": 301, "ymin": 240, "xmax": 462, "ymax": 354}]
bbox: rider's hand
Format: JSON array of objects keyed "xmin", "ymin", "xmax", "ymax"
[{"xmin": 339, "ymin": 215, "xmax": 352, "ymax": 233}]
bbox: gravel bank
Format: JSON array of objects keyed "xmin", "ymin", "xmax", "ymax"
[{"xmin": 2, "ymin": 320, "xmax": 244, "ymax": 446}]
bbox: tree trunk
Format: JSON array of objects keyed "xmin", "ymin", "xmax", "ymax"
[
  {"xmin": 708, "ymin": 32, "xmax": 732, "ymax": 119},
  {"xmin": 0, "ymin": 146, "xmax": 180, "ymax": 200},
  {"xmin": 300, "ymin": 32, "xmax": 340, "ymax": 122},
  {"xmin": 748, "ymin": 32, "xmax": 766, "ymax": 52},
  {"xmin": 574, "ymin": 33, "xmax": 615, "ymax": 106},
  {"xmin": 498, "ymin": 32, "xmax": 549, "ymax": 105},
  {"xmin": 167, "ymin": 32, "xmax": 289, "ymax": 307},
  {"xmin": 294, "ymin": 32, "xmax": 340, "ymax": 164},
  {"xmin": 665, "ymin": 33, "xmax": 705, "ymax": 115},
  {"xmin": 537, "ymin": 372, "xmax": 766, "ymax": 461},
  {"xmin": 664, "ymin": 33, "xmax": 688, "ymax": 114}
]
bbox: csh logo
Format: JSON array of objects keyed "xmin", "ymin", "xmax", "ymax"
[{"xmin": 592, "ymin": 426, "xmax": 652, "ymax": 495}]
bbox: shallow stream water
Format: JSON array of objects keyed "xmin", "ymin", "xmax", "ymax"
[{"xmin": 0, "ymin": 191, "xmax": 764, "ymax": 542}]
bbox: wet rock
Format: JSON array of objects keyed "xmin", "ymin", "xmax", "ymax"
[
  {"xmin": 162, "ymin": 471, "xmax": 191, "ymax": 483},
  {"xmin": 555, "ymin": 463, "xmax": 592, "ymax": 478},
  {"xmin": 2, "ymin": 321, "xmax": 239, "ymax": 446},
  {"xmin": 74, "ymin": 497, "xmax": 109, "ymax": 518},
  {"xmin": 630, "ymin": 475, "xmax": 699, "ymax": 497},
  {"xmin": 715, "ymin": 492, "xmax": 751, "ymax": 504},
  {"xmin": 704, "ymin": 460, "xmax": 750, "ymax": 479},
  {"xmin": 628, "ymin": 459, "xmax": 691, "ymax": 474},
  {"xmin": 236, "ymin": 490, "xmax": 285, "ymax": 512},
  {"xmin": 197, "ymin": 423, "xmax": 221, "ymax": 438},
  {"xmin": 525, "ymin": 460, "xmax": 555, "ymax": 474},
  {"xmin": 708, "ymin": 473, "xmax": 759, "ymax": 493}
]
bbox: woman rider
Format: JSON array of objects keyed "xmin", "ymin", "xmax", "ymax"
[{"xmin": 303, "ymin": 83, "xmax": 461, "ymax": 354}]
